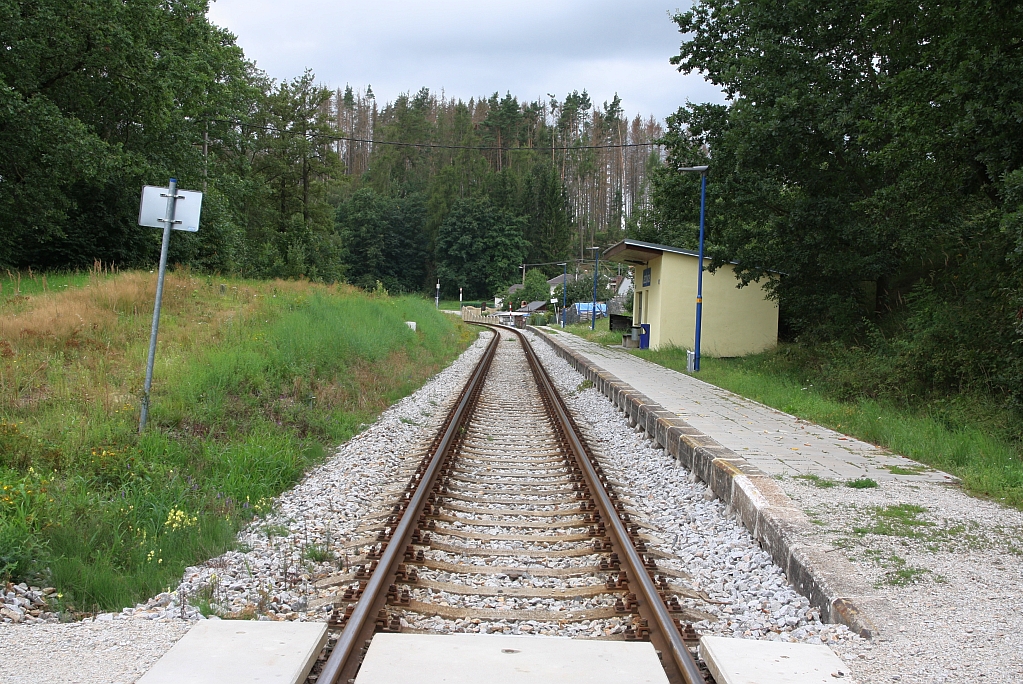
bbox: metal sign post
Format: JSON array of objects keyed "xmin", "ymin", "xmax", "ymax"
[
  {"xmin": 137, "ymin": 178, "xmax": 203, "ymax": 432},
  {"xmin": 435, "ymin": 281, "xmax": 440, "ymax": 309}
]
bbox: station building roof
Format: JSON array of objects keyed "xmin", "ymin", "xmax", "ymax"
[
  {"xmin": 602, "ymin": 239, "xmax": 701, "ymax": 265},
  {"xmin": 603, "ymin": 239, "xmax": 779, "ymax": 274}
]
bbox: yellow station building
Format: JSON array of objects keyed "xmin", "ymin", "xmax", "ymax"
[{"xmin": 604, "ymin": 239, "xmax": 779, "ymax": 357}]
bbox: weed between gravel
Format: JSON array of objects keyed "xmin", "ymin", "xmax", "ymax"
[
  {"xmin": 795, "ymin": 474, "xmax": 838, "ymax": 488},
  {"xmin": 854, "ymin": 504, "xmax": 934, "ymax": 538},
  {"xmin": 0, "ymin": 271, "xmax": 471, "ymax": 612},
  {"xmin": 863, "ymin": 550, "xmax": 935, "ymax": 586},
  {"xmin": 302, "ymin": 543, "xmax": 332, "ymax": 564}
]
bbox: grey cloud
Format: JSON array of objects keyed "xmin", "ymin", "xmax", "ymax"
[{"xmin": 207, "ymin": 0, "xmax": 721, "ymax": 119}]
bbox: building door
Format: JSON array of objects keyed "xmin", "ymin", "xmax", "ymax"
[{"xmin": 635, "ymin": 291, "xmax": 643, "ymax": 325}]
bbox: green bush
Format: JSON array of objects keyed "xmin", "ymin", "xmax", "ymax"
[{"xmin": 529, "ymin": 313, "xmax": 550, "ymax": 326}]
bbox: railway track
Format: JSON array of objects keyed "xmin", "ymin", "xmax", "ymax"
[{"xmin": 310, "ymin": 326, "xmax": 712, "ymax": 684}]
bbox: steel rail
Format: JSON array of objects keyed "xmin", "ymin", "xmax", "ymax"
[
  {"xmin": 512, "ymin": 326, "xmax": 705, "ymax": 684},
  {"xmin": 318, "ymin": 331, "xmax": 500, "ymax": 684},
  {"xmin": 319, "ymin": 323, "xmax": 703, "ymax": 684}
]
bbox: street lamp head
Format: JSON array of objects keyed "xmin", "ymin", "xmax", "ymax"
[{"xmin": 678, "ymin": 165, "xmax": 709, "ymax": 173}]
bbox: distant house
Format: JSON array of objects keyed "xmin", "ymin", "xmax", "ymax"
[
  {"xmin": 546, "ymin": 273, "xmax": 584, "ymax": 295},
  {"xmin": 610, "ymin": 275, "xmax": 633, "ymax": 297},
  {"xmin": 493, "ymin": 311, "xmax": 529, "ymax": 327}
]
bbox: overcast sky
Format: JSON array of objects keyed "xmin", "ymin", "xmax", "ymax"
[{"xmin": 207, "ymin": 0, "xmax": 725, "ymax": 122}]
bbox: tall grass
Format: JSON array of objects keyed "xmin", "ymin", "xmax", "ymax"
[
  {"xmin": 562, "ymin": 317, "xmax": 623, "ymax": 346},
  {"xmin": 0, "ymin": 272, "xmax": 471, "ymax": 610},
  {"xmin": 0, "ymin": 266, "xmax": 110, "ymax": 302},
  {"xmin": 636, "ymin": 345, "xmax": 1023, "ymax": 509}
]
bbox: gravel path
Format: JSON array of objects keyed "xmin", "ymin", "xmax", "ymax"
[
  {"xmin": 0, "ymin": 619, "xmax": 192, "ymax": 684},
  {"xmin": 780, "ymin": 476, "xmax": 1023, "ymax": 683}
]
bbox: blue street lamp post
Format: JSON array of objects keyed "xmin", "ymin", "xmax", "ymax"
[
  {"xmin": 679, "ymin": 165, "xmax": 709, "ymax": 371},
  {"xmin": 589, "ymin": 247, "xmax": 599, "ymax": 331},
  {"xmin": 560, "ymin": 262, "xmax": 568, "ymax": 328}
]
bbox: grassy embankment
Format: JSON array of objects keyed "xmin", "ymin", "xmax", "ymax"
[
  {"xmin": 0, "ymin": 269, "xmax": 472, "ymax": 611},
  {"xmin": 557, "ymin": 318, "xmax": 1023, "ymax": 508}
]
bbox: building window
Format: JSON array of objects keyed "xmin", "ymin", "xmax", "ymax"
[{"xmin": 642, "ymin": 268, "xmax": 651, "ymax": 288}]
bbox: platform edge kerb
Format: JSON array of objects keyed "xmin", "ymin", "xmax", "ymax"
[{"xmin": 525, "ymin": 326, "xmax": 879, "ymax": 640}]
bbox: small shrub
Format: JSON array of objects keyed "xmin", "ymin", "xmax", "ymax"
[
  {"xmin": 0, "ymin": 519, "xmax": 40, "ymax": 581},
  {"xmin": 303, "ymin": 543, "xmax": 332, "ymax": 563},
  {"xmin": 0, "ymin": 422, "xmax": 61, "ymax": 471},
  {"xmin": 846, "ymin": 477, "xmax": 879, "ymax": 489}
]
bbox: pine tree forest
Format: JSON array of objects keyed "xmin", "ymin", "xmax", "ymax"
[{"xmin": 327, "ymin": 87, "xmax": 664, "ymax": 294}]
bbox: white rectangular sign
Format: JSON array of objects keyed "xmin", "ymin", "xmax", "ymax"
[{"xmin": 138, "ymin": 185, "xmax": 202, "ymax": 232}]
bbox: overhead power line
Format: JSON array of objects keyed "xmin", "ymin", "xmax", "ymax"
[{"xmin": 207, "ymin": 118, "xmax": 665, "ymax": 152}]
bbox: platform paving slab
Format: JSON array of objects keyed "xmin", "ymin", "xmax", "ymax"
[
  {"xmin": 137, "ymin": 619, "xmax": 327, "ymax": 684},
  {"xmin": 539, "ymin": 329, "xmax": 953, "ymax": 484},
  {"xmin": 700, "ymin": 636, "xmax": 851, "ymax": 684},
  {"xmin": 354, "ymin": 633, "xmax": 670, "ymax": 684}
]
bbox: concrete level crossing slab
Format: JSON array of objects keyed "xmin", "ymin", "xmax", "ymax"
[
  {"xmin": 700, "ymin": 635, "xmax": 851, "ymax": 683},
  {"xmin": 541, "ymin": 330, "xmax": 955, "ymax": 484},
  {"xmin": 354, "ymin": 633, "xmax": 670, "ymax": 684},
  {"xmin": 137, "ymin": 619, "xmax": 327, "ymax": 684}
]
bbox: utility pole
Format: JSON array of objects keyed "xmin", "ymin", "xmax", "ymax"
[
  {"xmin": 695, "ymin": 171, "xmax": 707, "ymax": 370},
  {"xmin": 203, "ymin": 124, "xmax": 209, "ymax": 192}
]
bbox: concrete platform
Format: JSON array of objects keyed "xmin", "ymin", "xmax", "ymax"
[
  {"xmin": 354, "ymin": 633, "xmax": 670, "ymax": 684},
  {"xmin": 137, "ymin": 619, "xmax": 328, "ymax": 684},
  {"xmin": 539, "ymin": 329, "xmax": 953, "ymax": 483},
  {"xmin": 700, "ymin": 636, "xmax": 851, "ymax": 683}
]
